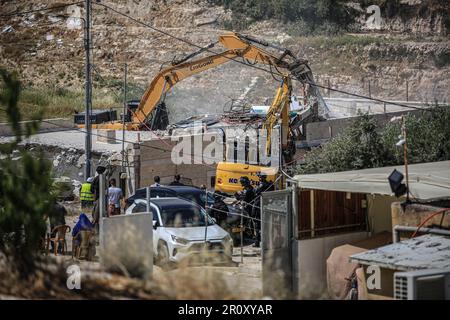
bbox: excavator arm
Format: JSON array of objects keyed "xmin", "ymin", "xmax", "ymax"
[
  {"xmin": 134, "ymin": 49, "xmax": 247, "ymax": 126},
  {"xmin": 219, "ymin": 32, "xmax": 329, "ymax": 116},
  {"xmin": 132, "ymin": 32, "xmax": 325, "ymax": 128},
  {"xmin": 263, "ymin": 76, "xmax": 292, "ymax": 154}
]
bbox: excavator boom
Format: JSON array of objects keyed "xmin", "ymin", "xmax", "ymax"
[
  {"xmin": 132, "ymin": 32, "xmax": 325, "ymax": 128},
  {"xmin": 135, "ymin": 49, "xmax": 245, "ymax": 126}
]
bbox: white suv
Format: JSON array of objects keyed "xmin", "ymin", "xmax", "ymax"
[{"xmin": 126, "ymin": 197, "xmax": 233, "ymax": 265}]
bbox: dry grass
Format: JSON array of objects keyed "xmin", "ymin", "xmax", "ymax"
[
  {"xmin": 0, "ymin": 86, "xmax": 119, "ymax": 122},
  {"xmin": 0, "ymin": 252, "xmax": 254, "ymax": 300}
]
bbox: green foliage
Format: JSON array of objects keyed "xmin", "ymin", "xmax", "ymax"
[
  {"xmin": 382, "ymin": 107, "xmax": 450, "ymax": 164},
  {"xmin": 0, "ymin": 69, "xmax": 55, "ymax": 265},
  {"xmin": 208, "ymin": 0, "xmax": 353, "ymax": 35},
  {"xmin": 0, "ymin": 84, "xmax": 126, "ymax": 122},
  {"xmin": 297, "ymin": 107, "xmax": 450, "ymax": 174},
  {"xmin": 298, "ymin": 113, "xmax": 388, "ymax": 174}
]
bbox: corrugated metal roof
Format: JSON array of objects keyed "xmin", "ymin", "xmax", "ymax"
[
  {"xmin": 294, "ymin": 160, "xmax": 450, "ymax": 201},
  {"xmin": 349, "ymin": 234, "xmax": 450, "ymax": 271}
]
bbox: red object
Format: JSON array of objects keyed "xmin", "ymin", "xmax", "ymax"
[{"xmin": 411, "ymin": 208, "xmax": 450, "ymax": 238}]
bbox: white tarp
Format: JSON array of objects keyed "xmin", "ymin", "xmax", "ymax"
[{"xmin": 294, "ymin": 160, "xmax": 450, "ymax": 201}]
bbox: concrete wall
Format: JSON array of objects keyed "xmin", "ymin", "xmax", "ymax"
[
  {"xmin": 139, "ymin": 133, "xmax": 218, "ymax": 189},
  {"xmin": 304, "ymin": 109, "xmax": 424, "ymax": 145},
  {"xmin": 101, "ymin": 212, "xmax": 153, "ymax": 278},
  {"xmin": 391, "ymin": 202, "xmax": 450, "ymax": 230},
  {"xmin": 367, "ymin": 195, "xmax": 396, "ymax": 234},
  {"xmin": 321, "ymin": 97, "xmax": 436, "ymax": 117},
  {"xmin": 0, "ymin": 118, "xmax": 75, "ymax": 136},
  {"xmin": 294, "ymin": 231, "xmax": 369, "ymax": 298}
]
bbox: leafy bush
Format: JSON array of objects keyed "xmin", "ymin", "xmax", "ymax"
[
  {"xmin": 296, "ymin": 106, "xmax": 450, "ymax": 174},
  {"xmin": 0, "ymin": 70, "xmax": 55, "ymax": 270}
]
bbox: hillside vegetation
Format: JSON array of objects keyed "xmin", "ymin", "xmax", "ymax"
[
  {"xmin": 0, "ymin": 0, "xmax": 449, "ymax": 121},
  {"xmin": 208, "ymin": 0, "xmax": 353, "ymax": 34}
]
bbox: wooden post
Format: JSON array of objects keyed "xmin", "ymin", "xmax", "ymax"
[
  {"xmin": 406, "ymin": 80, "xmax": 409, "ymax": 102},
  {"xmin": 310, "ymin": 190, "xmax": 315, "ymax": 238},
  {"xmin": 402, "ymin": 116, "xmax": 410, "ymax": 202},
  {"xmin": 328, "ymin": 79, "xmax": 331, "ymax": 98},
  {"xmin": 99, "ymin": 172, "xmax": 105, "ymax": 262}
]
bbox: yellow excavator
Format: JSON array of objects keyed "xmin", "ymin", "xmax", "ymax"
[
  {"xmin": 214, "ymin": 75, "xmax": 292, "ymax": 193},
  {"xmin": 83, "ymin": 32, "xmax": 324, "ymax": 130},
  {"xmin": 80, "ymin": 32, "xmax": 326, "ymax": 192}
]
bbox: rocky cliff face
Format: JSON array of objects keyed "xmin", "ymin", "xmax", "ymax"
[
  {"xmin": 0, "ymin": 0, "xmax": 449, "ymax": 122},
  {"xmin": 347, "ymin": 0, "xmax": 449, "ymax": 36}
]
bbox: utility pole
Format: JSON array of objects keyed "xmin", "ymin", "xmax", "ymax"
[
  {"xmin": 121, "ymin": 63, "xmax": 127, "ymax": 170},
  {"xmin": 401, "ymin": 115, "xmax": 410, "ymax": 202},
  {"xmin": 99, "ymin": 172, "xmax": 105, "ymax": 262},
  {"xmin": 84, "ymin": 0, "xmax": 92, "ymax": 180}
]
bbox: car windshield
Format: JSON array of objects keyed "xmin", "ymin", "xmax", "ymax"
[{"xmin": 160, "ymin": 206, "xmax": 214, "ymax": 228}]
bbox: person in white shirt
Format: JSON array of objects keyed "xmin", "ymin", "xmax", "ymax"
[
  {"xmin": 107, "ymin": 178, "xmax": 123, "ymax": 216},
  {"xmin": 151, "ymin": 175, "xmax": 161, "ymax": 187}
]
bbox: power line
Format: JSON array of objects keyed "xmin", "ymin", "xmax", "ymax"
[
  {"xmin": 0, "ymin": 111, "xmax": 280, "ymax": 175},
  {"xmin": 93, "ymin": 1, "xmax": 434, "ymax": 112},
  {"xmin": 0, "ymin": 1, "xmax": 84, "ymax": 18},
  {"xmin": 0, "ymin": 1, "xmax": 438, "ymax": 112},
  {"xmin": 2, "ymin": 0, "xmax": 430, "ymax": 112}
]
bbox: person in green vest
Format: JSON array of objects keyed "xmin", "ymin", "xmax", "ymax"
[{"xmin": 80, "ymin": 177, "xmax": 94, "ymax": 208}]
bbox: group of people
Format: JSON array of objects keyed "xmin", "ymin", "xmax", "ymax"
[
  {"xmin": 234, "ymin": 173, "xmax": 275, "ymax": 247},
  {"xmin": 82, "ymin": 170, "xmax": 186, "ymax": 224},
  {"xmin": 80, "ymin": 166, "xmax": 125, "ymax": 221},
  {"xmin": 151, "ymin": 174, "xmax": 185, "ymax": 187},
  {"xmin": 43, "ymin": 164, "xmax": 273, "ymax": 256},
  {"xmin": 70, "ymin": 166, "xmax": 123, "ymax": 257},
  {"xmin": 78, "ymin": 167, "xmax": 272, "ymax": 247}
]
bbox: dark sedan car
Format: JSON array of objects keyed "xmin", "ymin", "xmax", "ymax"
[{"xmin": 125, "ymin": 185, "xmax": 215, "ymax": 210}]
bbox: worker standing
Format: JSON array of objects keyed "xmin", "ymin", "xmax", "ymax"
[
  {"xmin": 151, "ymin": 176, "xmax": 161, "ymax": 187},
  {"xmin": 169, "ymin": 174, "xmax": 184, "ymax": 186},
  {"xmin": 80, "ymin": 177, "xmax": 94, "ymax": 209},
  {"xmin": 107, "ymin": 178, "xmax": 123, "ymax": 216},
  {"xmin": 252, "ymin": 173, "xmax": 275, "ymax": 247},
  {"xmin": 255, "ymin": 172, "xmax": 275, "ymax": 195},
  {"xmin": 91, "ymin": 165, "xmax": 107, "ymax": 231},
  {"xmin": 235, "ymin": 176, "xmax": 256, "ymax": 219}
]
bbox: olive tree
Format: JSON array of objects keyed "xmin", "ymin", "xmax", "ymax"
[
  {"xmin": 0, "ymin": 69, "xmax": 55, "ymax": 271},
  {"xmin": 297, "ymin": 106, "xmax": 450, "ymax": 174}
]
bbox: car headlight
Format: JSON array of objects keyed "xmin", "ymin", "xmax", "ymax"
[
  {"xmin": 223, "ymin": 234, "xmax": 232, "ymax": 243},
  {"xmin": 171, "ymin": 234, "xmax": 189, "ymax": 245}
]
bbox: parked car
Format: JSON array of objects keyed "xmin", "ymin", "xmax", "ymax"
[
  {"xmin": 125, "ymin": 197, "xmax": 233, "ymax": 265},
  {"xmin": 125, "ymin": 185, "xmax": 214, "ymax": 210},
  {"xmin": 126, "ymin": 185, "xmax": 242, "ymax": 244}
]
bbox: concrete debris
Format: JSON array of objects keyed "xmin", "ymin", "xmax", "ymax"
[
  {"xmin": 76, "ymin": 154, "xmax": 86, "ymax": 168},
  {"xmin": 52, "ymin": 154, "xmax": 62, "ymax": 167},
  {"xmin": 194, "ymin": 16, "xmax": 218, "ymax": 27},
  {"xmin": 47, "ymin": 15, "xmax": 62, "ymax": 23}
]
